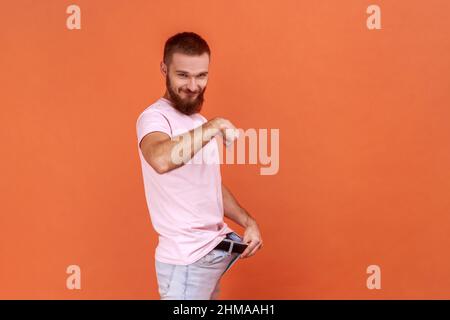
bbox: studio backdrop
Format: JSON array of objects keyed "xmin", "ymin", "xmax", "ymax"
[{"xmin": 1, "ymin": 0, "xmax": 449, "ymax": 299}]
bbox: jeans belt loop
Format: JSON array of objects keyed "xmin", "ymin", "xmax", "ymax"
[{"xmin": 223, "ymin": 239, "xmax": 234, "ymax": 255}]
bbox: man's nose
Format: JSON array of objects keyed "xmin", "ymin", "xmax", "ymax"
[{"xmin": 187, "ymin": 78, "xmax": 197, "ymax": 92}]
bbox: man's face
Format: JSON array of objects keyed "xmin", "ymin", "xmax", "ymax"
[{"xmin": 163, "ymin": 52, "xmax": 209, "ymax": 115}]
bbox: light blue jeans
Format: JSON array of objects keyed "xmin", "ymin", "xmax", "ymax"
[{"xmin": 155, "ymin": 232, "xmax": 243, "ymax": 300}]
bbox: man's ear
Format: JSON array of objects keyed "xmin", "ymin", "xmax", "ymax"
[{"xmin": 160, "ymin": 61, "xmax": 168, "ymax": 76}]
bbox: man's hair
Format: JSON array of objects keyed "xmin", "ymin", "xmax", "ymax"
[{"xmin": 163, "ymin": 32, "xmax": 211, "ymax": 66}]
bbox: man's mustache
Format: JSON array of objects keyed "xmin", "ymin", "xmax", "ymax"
[{"xmin": 181, "ymin": 89, "xmax": 201, "ymax": 94}]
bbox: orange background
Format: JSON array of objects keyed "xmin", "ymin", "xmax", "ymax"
[{"xmin": 1, "ymin": 0, "xmax": 449, "ymax": 299}]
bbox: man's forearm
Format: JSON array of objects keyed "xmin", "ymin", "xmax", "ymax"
[
  {"xmin": 156, "ymin": 120, "xmax": 220, "ymax": 173},
  {"xmin": 222, "ymin": 183, "xmax": 257, "ymax": 228}
]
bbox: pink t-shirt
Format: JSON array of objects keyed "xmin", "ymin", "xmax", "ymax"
[{"xmin": 136, "ymin": 97, "xmax": 234, "ymax": 265}]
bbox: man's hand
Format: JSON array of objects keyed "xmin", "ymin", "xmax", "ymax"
[
  {"xmin": 208, "ymin": 117, "xmax": 239, "ymax": 147},
  {"xmin": 221, "ymin": 183, "xmax": 263, "ymax": 259},
  {"xmin": 240, "ymin": 220, "xmax": 263, "ymax": 259}
]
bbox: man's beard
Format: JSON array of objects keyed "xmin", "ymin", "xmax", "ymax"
[{"xmin": 165, "ymin": 76, "xmax": 206, "ymax": 115}]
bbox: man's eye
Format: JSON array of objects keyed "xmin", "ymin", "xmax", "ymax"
[{"xmin": 179, "ymin": 74, "xmax": 187, "ymax": 78}]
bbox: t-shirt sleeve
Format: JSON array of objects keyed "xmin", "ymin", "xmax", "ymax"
[{"xmin": 136, "ymin": 110, "xmax": 172, "ymax": 147}]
